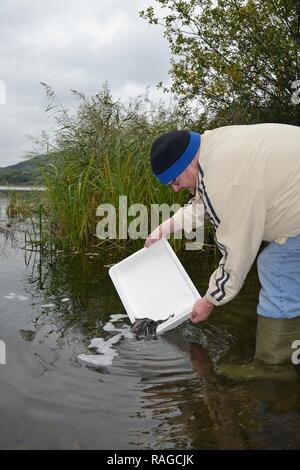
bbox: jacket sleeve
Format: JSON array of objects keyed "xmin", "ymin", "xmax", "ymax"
[
  {"xmin": 205, "ymin": 185, "xmax": 266, "ymax": 306},
  {"xmin": 171, "ymin": 197, "xmax": 204, "ymax": 234}
]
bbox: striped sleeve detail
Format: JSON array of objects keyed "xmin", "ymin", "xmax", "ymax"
[
  {"xmin": 197, "ymin": 163, "xmax": 230, "ymax": 302},
  {"xmin": 209, "ymin": 263, "xmax": 230, "ymax": 301},
  {"xmin": 198, "ymin": 164, "xmax": 220, "ymax": 226}
]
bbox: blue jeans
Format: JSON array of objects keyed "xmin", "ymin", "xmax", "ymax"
[{"xmin": 257, "ymin": 234, "xmax": 300, "ymax": 319}]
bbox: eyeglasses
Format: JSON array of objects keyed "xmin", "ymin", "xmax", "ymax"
[{"xmin": 169, "ymin": 177, "xmax": 178, "ymax": 186}]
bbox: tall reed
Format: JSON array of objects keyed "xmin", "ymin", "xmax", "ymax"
[{"xmin": 32, "ymin": 84, "xmax": 214, "ymax": 253}]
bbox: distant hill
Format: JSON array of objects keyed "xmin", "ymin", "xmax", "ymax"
[{"xmin": 0, "ymin": 157, "xmax": 43, "ymax": 185}]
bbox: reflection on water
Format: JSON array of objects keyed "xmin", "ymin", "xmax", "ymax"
[
  {"xmin": 0, "ymin": 226, "xmax": 300, "ymax": 450},
  {"xmin": 0, "ymin": 196, "xmax": 6, "ymax": 221},
  {"xmin": 0, "ymin": 186, "xmax": 46, "ymax": 191}
]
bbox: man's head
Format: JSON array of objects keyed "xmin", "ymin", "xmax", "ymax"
[{"xmin": 150, "ymin": 130, "xmax": 201, "ymax": 194}]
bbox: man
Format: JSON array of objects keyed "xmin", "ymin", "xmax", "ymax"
[{"xmin": 145, "ymin": 124, "xmax": 300, "ymax": 380}]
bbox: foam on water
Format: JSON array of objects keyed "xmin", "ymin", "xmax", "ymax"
[
  {"xmin": 103, "ymin": 322, "xmax": 116, "ymax": 332},
  {"xmin": 4, "ymin": 292, "xmax": 29, "ymax": 301},
  {"xmin": 110, "ymin": 314, "xmax": 127, "ymax": 322},
  {"xmin": 78, "ymin": 315, "xmax": 133, "ymax": 367},
  {"xmin": 78, "ymin": 335, "xmax": 121, "ymax": 366}
]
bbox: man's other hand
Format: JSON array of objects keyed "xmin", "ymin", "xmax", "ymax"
[{"xmin": 191, "ymin": 297, "xmax": 214, "ymax": 323}]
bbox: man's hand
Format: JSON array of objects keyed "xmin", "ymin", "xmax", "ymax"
[
  {"xmin": 190, "ymin": 296, "xmax": 215, "ymax": 323},
  {"xmin": 144, "ymin": 225, "xmax": 163, "ymax": 248},
  {"xmin": 144, "ymin": 218, "xmax": 175, "ymax": 248}
]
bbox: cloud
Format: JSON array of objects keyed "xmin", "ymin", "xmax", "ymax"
[{"xmin": 0, "ymin": 0, "xmax": 170, "ymax": 166}]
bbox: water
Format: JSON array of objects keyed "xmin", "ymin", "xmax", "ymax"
[
  {"xmin": 0, "ymin": 196, "xmax": 8, "ymax": 221},
  {"xmin": 1, "ymin": 205, "xmax": 300, "ymax": 449},
  {"xmin": 0, "ymin": 186, "xmax": 46, "ymax": 191}
]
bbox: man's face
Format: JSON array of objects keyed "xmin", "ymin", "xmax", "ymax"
[{"xmin": 170, "ymin": 165, "xmax": 197, "ymax": 195}]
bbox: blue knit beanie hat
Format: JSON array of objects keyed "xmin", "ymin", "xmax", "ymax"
[{"xmin": 150, "ymin": 130, "xmax": 201, "ymax": 184}]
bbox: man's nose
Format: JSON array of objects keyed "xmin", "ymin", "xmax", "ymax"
[{"xmin": 172, "ymin": 184, "xmax": 180, "ymax": 192}]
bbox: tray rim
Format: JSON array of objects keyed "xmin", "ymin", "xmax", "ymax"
[{"xmin": 109, "ymin": 238, "xmax": 201, "ymax": 327}]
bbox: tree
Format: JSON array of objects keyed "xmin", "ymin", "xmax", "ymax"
[{"xmin": 141, "ymin": 0, "xmax": 300, "ymax": 126}]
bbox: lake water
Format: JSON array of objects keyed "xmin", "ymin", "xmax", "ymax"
[
  {"xmin": 1, "ymin": 197, "xmax": 300, "ymax": 450},
  {"xmin": 0, "ymin": 196, "xmax": 6, "ymax": 221},
  {"xmin": 0, "ymin": 186, "xmax": 46, "ymax": 192}
]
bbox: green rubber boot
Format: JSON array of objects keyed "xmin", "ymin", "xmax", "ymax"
[{"xmin": 216, "ymin": 315, "xmax": 300, "ymax": 382}]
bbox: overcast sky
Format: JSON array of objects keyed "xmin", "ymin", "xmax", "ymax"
[{"xmin": 0, "ymin": 0, "xmax": 170, "ymax": 167}]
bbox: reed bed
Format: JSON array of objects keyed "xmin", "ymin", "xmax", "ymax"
[{"xmin": 30, "ymin": 84, "xmax": 215, "ymax": 253}]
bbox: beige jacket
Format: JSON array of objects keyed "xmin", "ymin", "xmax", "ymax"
[{"xmin": 172, "ymin": 123, "xmax": 300, "ymax": 306}]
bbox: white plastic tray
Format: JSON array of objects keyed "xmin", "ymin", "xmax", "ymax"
[{"xmin": 109, "ymin": 238, "xmax": 200, "ymax": 335}]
